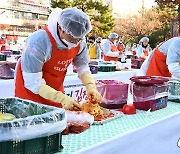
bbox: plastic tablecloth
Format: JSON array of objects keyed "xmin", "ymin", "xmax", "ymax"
[{"xmin": 60, "ymin": 102, "xmax": 180, "ymax": 154}]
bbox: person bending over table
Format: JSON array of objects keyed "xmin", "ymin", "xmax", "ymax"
[
  {"xmin": 14, "ymin": 8, "xmax": 102, "ymax": 110},
  {"xmin": 140, "ymin": 37, "xmax": 180, "ymax": 78}
]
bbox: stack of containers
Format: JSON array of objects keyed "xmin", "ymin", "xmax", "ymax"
[
  {"xmin": 130, "ymin": 76, "xmax": 169, "ymax": 111},
  {"xmin": 96, "ymin": 80, "xmax": 128, "ymax": 109}
]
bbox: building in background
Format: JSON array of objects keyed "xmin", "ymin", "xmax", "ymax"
[
  {"xmin": 0, "ymin": 0, "xmax": 50, "ymax": 44},
  {"xmin": 103, "ymin": 0, "xmax": 156, "ymax": 18}
]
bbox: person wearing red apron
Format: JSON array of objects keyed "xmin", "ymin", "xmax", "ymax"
[
  {"xmin": 103, "ymin": 32, "xmax": 120, "ymax": 61},
  {"xmin": 117, "ymin": 38, "xmax": 125, "ymax": 54},
  {"xmin": 15, "ymin": 8, "xmax": 102, "ymax": 110},
  {"xmin": 146, "ymin": 47, "xmax": 171, "ymax": 77},
  {"xmin": 15, "ymin": 28, "xmax": 79, "ymax": 108},
  {"xmin": 136, "ymin": 37, "xmax": 150, "ymax": 59},
  {"xmin": 117, "ymin": 43, "xmax": 124, "ymax": 53},
  {"xmin": 0, "ymin": 38, "xmax": 6, "ymax": 51},
  {"xmin": 140, "ymin": 37, "xmax": 180, "ymax": 78},
  {"xmin": 131, "ymin": 43, "xmax": 137, "ymax": 55}
]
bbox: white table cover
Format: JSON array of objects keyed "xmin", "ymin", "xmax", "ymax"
[{"xmin": 0, "ymin": 70, "xmax": 140, "ymax": 100}]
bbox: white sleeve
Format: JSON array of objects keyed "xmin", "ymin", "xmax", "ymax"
[
  {"xmin": 168, "ymin": 62, "xmax": 180, "ymax": 78},
  {"xmin": 139, "ymin": 59, "xmax": 149, "ymax": 75},
  {"xmin": 103, "ymin": 41, "xmax": 119, "ymax": 57},
  {"xmin": 166, "ymin": 39, "xmax": 180, "ymax": 78},
  {"xmin": 106, "ymin": 50, "xmax": 119, "ymax": 57},
  {"xmin": 136, "ymin": 46, "xmax": 143, "ymax": 58},
  {"xmin": 22, "ymin": 71, "xmax": 46, "ymax": 94},
  {"xmin": 166, "ymin": 39, "xmax": 180, "ymax": 65},
  {"xmin": 19, "ymin": 29, "xmax": 52, "ymax": 93},
  {"xmin": 73, "ymin": 40, "xmax": 91, "ymax": 78}
]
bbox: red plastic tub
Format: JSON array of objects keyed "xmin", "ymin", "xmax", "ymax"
[
  {"xmin": 130, "ymin": 76, "xmax": 169, "ymax": 111},
  {"xmin": 96, "ymin": 80, "xmax": 128, "ymax": 109}
]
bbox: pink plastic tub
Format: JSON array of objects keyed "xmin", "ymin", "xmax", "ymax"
[
  {"xmin": 0, "ymin": 64, "xmax": 14, "ymax": 79},
  {"xmin": 96, "ymin": 80, "xmax": 128, "ymax": 109},
  {"xmin": 1, "ymin": 50, "xmax": 12, "ymax": 57},
  {"xmin": 131, "ymin": 58, "xmax": 144, "ymax": 69},
  {"xmin": 130, "ymin": 76, "xmax": 169, "ymax": 111}
]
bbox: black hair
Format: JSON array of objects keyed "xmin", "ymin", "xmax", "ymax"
[
  {"xmin": 88, "ymin": 36, "xmax": 96, "ymax": 41},
  {"xmin": 142, "ymin": 43, "xmax": 148, "ymax": 49}
]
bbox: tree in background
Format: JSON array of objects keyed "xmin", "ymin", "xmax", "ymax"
[
  {"xmin": 148, "ymin": 2, "xmax": 178, "ymax": 47},
  {"xmin": 114, "ymin": 2, "xmax": 178, "ymax": 48},
  {"xmin": 155, "ymin": 1, "xmax": 178, "ymax": 38},
  {"xmin": 114, "ymin": 8, "xmax": 162, "ymax": 47},
  {"xmin": 155, "ymin": 0, "xmax": 180, "ymax": 35},
  {"xmin": 50, "ymin": 0, "xmax": 114, "ymax": 37}
]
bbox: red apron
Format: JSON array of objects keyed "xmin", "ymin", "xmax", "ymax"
[
  {"xmin": 104, "ymin": 44, "xmax": 118, "ymax": 61},
  {"xmin": 132, "ymin": 50, "xmax": 136, "ymax": 55},
  {"xmin": 15, "ymin": 28, "xmax": 80, "ymax": 107},
  {"xmin": 117, "ymin": 43, "xmax": 124, "ymax": 53},
  {"xmin": 1, "ymin": 45, "xmax": 6, "ymax": 51},
  {"xmin": 146, "ymin": 47, "xmax": 171, "ymax": 77},
  {"xmin": 143, "ymin": 50, "xmax": 148, "ymax": 56}
]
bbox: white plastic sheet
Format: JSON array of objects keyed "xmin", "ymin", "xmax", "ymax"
[{"xmin": 0, "ymin": 97, "xmax": 67, "ymax": 142}]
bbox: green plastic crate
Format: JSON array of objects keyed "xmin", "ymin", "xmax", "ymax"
[
  {"xmin": 12, "ymin": 51, "xmax": 21, "ymax": 55},
  {"xmin": 0, "ymin": 54, "xmax": 7, "ymax": 61},
  {"xmin": 98, "ymin": 65, "xmax": 116, "ymax": 72},
  {"xmin": 0, "ymin": 98, "xmax": 65, "ymax": 154},
  {"xmin": 0, "ymin": 133, "xmax": 63, "ymax": 154},
  {"xmin": 169, "ymin": 80, "xmax": 180, "ymax": 96}
]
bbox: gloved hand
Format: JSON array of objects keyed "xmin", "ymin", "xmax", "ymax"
[
  {"xmin": 140, "ymin": 53, "xmax": 147, "ymax": 60},
  {"xmin": 38, "ymin": 84, "xmax": 81, "ymax": 110},
  {"xmin": 82, "ymin": 100, "xmax": 103, "ymax": 117},
  {"xmin": 80, "ymin": 73, "xmax": 102, "ymax": 103}
]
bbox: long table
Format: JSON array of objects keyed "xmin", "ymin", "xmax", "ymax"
[
  {"xmin": 61, "ymin": 102, "xmax": 180, "ymax": 154},
  {"xmin": 0, "ymin": 70, "xmax": 139, "ymax": 100},
  {"xmin": 0, "ymin": 70, "xmax": 180, "ymax": 153}
]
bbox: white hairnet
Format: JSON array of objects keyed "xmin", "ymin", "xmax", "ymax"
[
  {"xmin": 48, "ymin": 8, "xmax": 63, "ymax": 46},
  {"xmin": 58, "ymin": 7, "xmax": 92, "ymax": 38},
  {"xmin": 139, "ymin": 37, "xmax": 149, "ymax": 43},
  {"xmin": 1, "ymin": 34, "xmax": 6, "ymax": 39},
  {"xmin": 108, "ymin": 32, "xmax": 118, "ymax": 39},
  {"xmin": 96, "ymin": 37, "xmax": 102, "ymax": 42}
]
